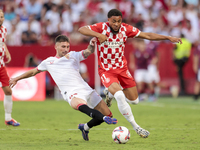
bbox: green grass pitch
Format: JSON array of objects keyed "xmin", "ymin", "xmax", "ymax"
[{"xmin": 0, "ymin": 97, "xmax": 200, "ymax": 150}]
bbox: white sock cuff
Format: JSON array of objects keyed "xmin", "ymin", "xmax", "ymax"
[
  {"xmin": 126, "ymin": 97, "xmax": 139, "ymax": 104},
  {"xmin": 84, "ymin": 123, "xmax": 90, "ymax": 131},
  {"xmin": 114, "ymin": 90, "xmax": 124, "ymax": 98}
]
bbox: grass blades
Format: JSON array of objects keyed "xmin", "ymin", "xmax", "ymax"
[{"xmin": 0, "ymin": 97, "xmax": 200, "ymax": 150}]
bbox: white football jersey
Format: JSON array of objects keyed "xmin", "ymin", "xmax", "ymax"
[{"xmin": 37, "ymin": 51, "xmax": 94, "ymax": 101}]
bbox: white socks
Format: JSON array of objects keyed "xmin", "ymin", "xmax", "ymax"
[
  {"xmin": 84, "ymin": 123, "xmax": 90, "ymax": 131},
  {"xmin": 107, "ymin": 89, "xmax": 139, "ymax": 104},
  {"xmin": 126, "ymin": 97, "xmax": 139, "ymax": 104},
  {"xmin": 4, "ymin": 95, "xmax": 13, "ymax": 121},
  {"xmin": 114, "ymin": 91, "xmax": 139, "ymax": 130}
]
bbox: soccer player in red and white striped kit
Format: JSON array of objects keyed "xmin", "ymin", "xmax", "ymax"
[
  {"xmin": 0, "ymin": 9, "xmax": 20, "ymax": 126},
  {"xmin": 79, "ymin": 9, "xmax": 182, "ymax": 138}
]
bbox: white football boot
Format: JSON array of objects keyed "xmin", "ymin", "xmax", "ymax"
[
  {"xmin": 135, "ymin": 127, "xmax": 150, "ymax": 138},
  {"xmin": 103, "ymin": 88, "xmax": 113, "ymax": 107}
]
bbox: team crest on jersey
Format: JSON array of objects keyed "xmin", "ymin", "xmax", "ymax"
[
  {"xmin": 118, "ymin": 33, "xmax": 123, "ymax": 39},
  {"xmin": 65, "ymin": 54, "xmax": 70, "ymax": 59}
]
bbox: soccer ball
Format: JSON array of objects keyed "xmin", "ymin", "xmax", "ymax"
[{"xmin": 112, "ymin": 126, "xmax": 130, "ymax": 144}]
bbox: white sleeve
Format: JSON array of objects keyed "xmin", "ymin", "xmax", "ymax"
[
  {"xmin": 37, "ymin": 60, "xmax": 47, "ymax": 71},
  {"xmin": 72, "ymin": 51, "xmax": 85, "ymax": 62}
]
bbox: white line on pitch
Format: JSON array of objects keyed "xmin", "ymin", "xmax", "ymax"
[{"xmin": 0, "ymin": 128, "xmax": 198, "ymax": 131}]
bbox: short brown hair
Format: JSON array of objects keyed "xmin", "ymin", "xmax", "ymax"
[{"xmin": 55, "ymin": 35, "xmax": 69, "ymax": 43}]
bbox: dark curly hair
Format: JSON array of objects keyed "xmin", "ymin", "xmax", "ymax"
[{"xmin": 107, "ymin": 9, "xmax": 122, "ymax": 18}]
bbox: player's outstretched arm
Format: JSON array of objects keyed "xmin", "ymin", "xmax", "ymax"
[
  {"xmin": 78, "ymin": 26, "xmax": 107, "ymax": 44},
  {"xmin": 9, "ymin": 68, "xmax": 41, "ymax": 88},
  {"xmin": 83, "ymin": 38, "xmax": 97, "ymax": 59},
  {"xmin": 137, "ymin": 32, "xmax": 182, "ymax": 44}
]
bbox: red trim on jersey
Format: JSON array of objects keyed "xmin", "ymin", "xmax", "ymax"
[
  {"xmin": 55, "ymin": 55, "xmax": 60, "ymax": 58},
  {"xmin": 81, "ymin": 50, "xmax": 86, "ymax": 59},
  {"xmin": 36, "ymin": 67, "xmax": 42, "ymax": 72}
]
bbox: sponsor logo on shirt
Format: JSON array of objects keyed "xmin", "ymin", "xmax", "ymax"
[
  {"xmin": 50, "ymin": 61, "xmax": 54, "ymax": 64},
  {"xmin": 103, "ymin": 41, "xmax": 124, "ymax": 49}
]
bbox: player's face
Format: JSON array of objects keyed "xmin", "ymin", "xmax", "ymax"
[
  {"xmin": 108, "ymin": 16, "xmax": 122, "ymax": 33},
  {"xmin": 55, "ymin": 41, "xmax": 70, "ymax": 57},
  {"xmin": 0, "ymin": 11, "xmax": 4, "ymax": 26}
]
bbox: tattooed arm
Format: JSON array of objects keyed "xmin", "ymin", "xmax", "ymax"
[{"xmin": 83, "ymin": 37, "xmax": 97, "ymax": 59}]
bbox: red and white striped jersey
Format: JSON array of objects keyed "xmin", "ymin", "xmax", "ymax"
[
  {"xmin": 0, "ymin": 25, "xmax": 7, "ymax": 67},
  {"xmin": 88, "ymin": 22, "xmax": 140, "ymax": 71}
]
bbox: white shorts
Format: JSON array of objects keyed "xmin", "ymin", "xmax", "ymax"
[
  {"xmin": 63, "ymin": 89, "xmax": 102, "ymax": 109},
  {"xmin": 134, "ymin": 69, "xmax": 149, "ymax": 83},
  {"xmin": 147, "ymin": 65, "xmax": 160, "ymax": 83}
]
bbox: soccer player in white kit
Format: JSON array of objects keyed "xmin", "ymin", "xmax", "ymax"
[
  {"xmin": 0, "ymin": 9, "xmax": 20, "ymax": 126},
  {"xmin": 78, "ymin": 9, "xmax": 182, "ymax": 138},
  {"xmin": 9, "ymin": 35, "xmax": 117, "ymax": 141}
]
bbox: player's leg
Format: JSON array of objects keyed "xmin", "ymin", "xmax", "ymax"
[
  {"xmin": 118, "ymin": 68, "xmax": 150, "ymax": 138},
  {"xmin": 194, "ymin": 81, "xmax": 200, "ymax": 100},
  {"xmin": 194, "ymin": 70, "xmax": 200, "ymax": 100},
  {"xmin": 103, "ymin": 87, "xmax": 114, "ymax": 107},
  {"xmin": 93, "ymin": 99, "xmax": 117, "ymax": 124},
  {"xmin": 134, "ymin": 69, "xmax": 149, "ymax": 101},
  {"xmin": 121, "ymin": 86, "xmax": 150, "ymax": 138},
  {"xmin": 71, "ymin": 97, "xmax": 117, "ymax": 124},
  {"xmin": 123, "ymin": 86, "xmax": 139, "ymax": 103},
  {"xmin": 2, "ymin": 86, "xmax": 20, "ymax": 126},
  {"xmin": 108, "ymin": 82, "xmax": 141, "ymax": 129},
  {"xmin": 1, "ymin": 67, "xmax": 20, "ymax": 126},
  {"xmin": 71, "ymin": 97, "xmax": 117, "ymax": 141},
  {"xmin": 100, "ymin": 69, "xmax": 140, "ymax": 128}
]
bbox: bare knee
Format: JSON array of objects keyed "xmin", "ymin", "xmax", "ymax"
[
  {"xmin": 70, "ymin": 97, "xmax": 87, "ymax": 110},
  {"xmin": 2, "ymin": 86, "xmax": 12, "ymax": 95},
  {"xmin": 95, "ymin": 100, "xmax": 112, "ymax": 116}
]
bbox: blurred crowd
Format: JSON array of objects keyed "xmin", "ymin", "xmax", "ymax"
[{"xmin": 0, "ymin": 0, "xmax": 199, "ymax": 46}]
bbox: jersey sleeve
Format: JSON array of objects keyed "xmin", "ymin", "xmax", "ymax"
[
  {"xmin": 37, "ymin": 59, "xmax": 47, "ymax": 71},
  {"xmin": 72, "ymin": 51, "xmax": 85, "ymax": 62},
  {"xmin": 125, "ymin": 24, "xmax": 141, "ymax": 38},
  {"xmin": 88, "ymin": 22, "xmax": 103, "ymax": 33}
]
